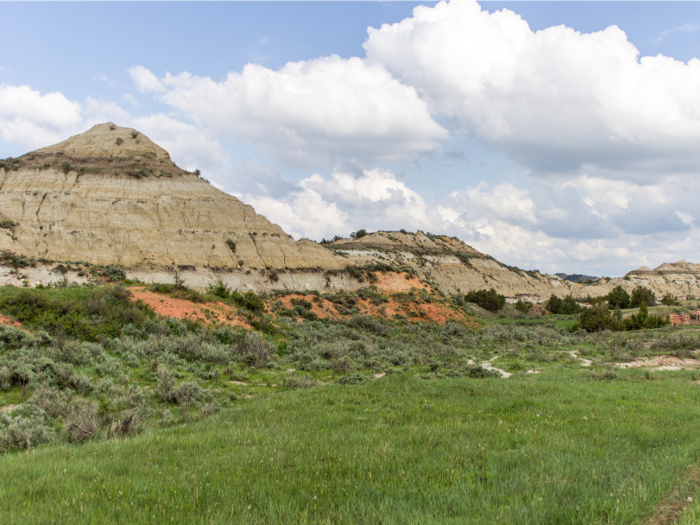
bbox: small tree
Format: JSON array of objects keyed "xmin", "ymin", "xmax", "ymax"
[
  {"xmin": 515, "ymin": 299, "xmax": 532, "ymax": 313},
  {"xmin": 575, "ymin": 304, "xmax": 621, "ymax": 332},
  {"xmin": 623, "ymin": 302, "xmax": 668, "ymax": 331},
  {"xmin": 606, "ymin": 285, "xmax": 630, "ymax": 309},
  {"xmin": 465, "ymin": 288, "xmax": 506, "ymax": 312},
  {"xmin": 546, "ymin": 294, "xmax": 581, "ymax": 314},
  {"xmin": 660, "ymin": 293, "xmax": 680, "ymax": 306},
  {"xmin": 630, "ymin": 286, "xmax": 656, "ymax": 307}
]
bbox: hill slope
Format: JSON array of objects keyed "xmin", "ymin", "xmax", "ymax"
[{"xmin": 0, "ymin": 123, "xmax": 342, "ymax": 272}]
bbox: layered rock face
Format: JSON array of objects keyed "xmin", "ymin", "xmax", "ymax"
[
  {"xmin": 330, "ymin": 231, "xmax": 571, "ymax": 300},
  {"xmin": 0, "ymin": 123, "xmax": 344, "ymax": 272},
  {"xmin": 2, "ymin": 124, "xmax": 700, "ymax": 299},
  {"xmin": 330, "ymin": 232, "xmax": 700, "ymax": 301}
]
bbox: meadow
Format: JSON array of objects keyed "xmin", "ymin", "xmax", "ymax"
[{"xmin": 1, "ymin": 283, "xmax": 700, "ymax": 523}]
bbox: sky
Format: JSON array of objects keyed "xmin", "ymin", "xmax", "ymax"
[{"xmin": 2, "ymin": 1, "xmax": 700, "ymax": 277}]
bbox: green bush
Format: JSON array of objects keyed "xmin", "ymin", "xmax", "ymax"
[
  {"xmin": 465, "ymin": 288, "xmax": 506, "ymax": 312},
  {"xmin": 630, "ymin": 286, "xmax": 656, "ymax": 307},
  {"xmin": 0, "ymin": 220, "xmax": 18, "ymax": 229},
  {"xmin": 89, "ymin": 265, "xmax": 126, "ymax": 282},
  {"xmin": 606, "ymin": 286, "xmax": 630, "ymax": 309},
  {"xmin": 546, "ymin": 294, "xmax": 581, "ymax": 315},
  {"xmin": 622, "ymin": 303, "xmax": 668, "ymax": 331},
  {"xmin": 660, "ymin": 294, "xmax": 680, "ymax": 306},
  {"xmin": 514, "ymin": 300, "xmax": 532, "ymax": 313},
  {"xmin": 230, "ymin": 291, "xmax": 265, "ymax": 315},
  {"xmin": 207, "ymin": 279, "xmax": 231, "ymax": 299},
  {"xmin": 225, "ymin": 239, "xmax": 236, "ymax": 253},
  {"xmin": 574, "ymin": 304, "xmax": 621, "ymax": 332},
  {"xmin": 0, "ymin": 287, "xmax": 152, "ymax": 341}
]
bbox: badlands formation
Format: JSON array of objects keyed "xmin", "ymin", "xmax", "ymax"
[{"xmin": 1, "ymin": 123, "xmax": 700, "ymax": 302}]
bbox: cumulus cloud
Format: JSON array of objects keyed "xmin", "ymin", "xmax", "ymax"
[
  {"xmin": 0, "ymin": 84, "xmax": 83, "ymax": 149},
  {"xmin": 0, "ymin": 82, "xmax": 228, "ymax": 176},
  {"xmin": 228, "ymin": 157, "xmax": 700, "ymax": 275},
  {"xmin": 131, "ymin": 114, "xmax": 229, "ymax": 174},
  {"xmin": 364, "ymin": 0, "xmax": 700, "ymax": 178},
  {"xmin": 229, "ymin": 159, "xmax": 443, "ymax": 240},
  {"xmin": 128, "ymin": 65, "xmax": 165, "ymax": 93},
  {"xmin": 131, "ymin": 57, "xmax": 446, "ymax": 167}
]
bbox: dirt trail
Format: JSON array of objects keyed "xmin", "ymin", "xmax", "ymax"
[
  {"xmin": 617, "ymin": 355, "xmax": 700, "ymax": 371},
  {"xmin": 569, "ymin": 351, "xmax": 592, "ymax": 367},
  {"xmin": 481, "ymin": 356, "xmax": 512, "ymax": 379}
]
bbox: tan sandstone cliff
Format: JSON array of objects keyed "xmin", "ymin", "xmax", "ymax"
[
  {"xmin": 2, "ymin": 124, "xmax": 700, "ymax": 300},
  {"xmin": 0, "ymin": 123, "xmax": 344, "ymax": 273}
]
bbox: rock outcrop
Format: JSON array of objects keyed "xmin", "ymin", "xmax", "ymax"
[
  {"xmin": 329, "ymin": 231, "xmax": 570, "ymax": 300},
  {"xmin": 0, "ymin": 123, "xmax": 344, "ymax": 272},
  {"xmin": 3, "ymin": 124, "xmax": 700, "ymax": 301}
]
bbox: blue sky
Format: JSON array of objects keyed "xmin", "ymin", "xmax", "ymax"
[{"xmin": 2, "ymin": 1, "xmax": 700, "ymax": 276}]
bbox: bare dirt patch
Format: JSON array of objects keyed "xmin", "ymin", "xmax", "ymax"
[
  {"xmin": 273, "ymin": 292, "xmax": 480, "ymax": 328},
  {"xmin": 617, "ymin": 356, "xmax": 700, "ymax": 371},
  {"xmin": 373, "ymin": 272, "xmax": 428, "ymax": 293},
  {"xmin": 131, "ymin": 289, "xmax": 249, "ymax": 327},
  {"xmin": 0, "ymin": 314, "xmax": 23, "ymax": 330}
]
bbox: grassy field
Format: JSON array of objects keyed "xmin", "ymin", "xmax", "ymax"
[
  {"xmin": 2, "ymin": 371, "xmax": 700, "ymax": 524},
  {"xmin": 2, "ymin": 283, "xmax": 700, "ymax": 523}
]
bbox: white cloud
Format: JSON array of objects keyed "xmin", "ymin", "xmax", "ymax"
[
  {"xmin": 93, "ymin": 73, "xmax": 115, "ymax": 87},
  {"xmin": 122, "ymin": 93, "xmax": 139, "ymax": 107},
  {"xmin": 228, "ymin": 157, "xmax": 700, "ymax": 275},
  {"xmin": 0, "ymin": 84, "xmax": 83, "ymax": 149},
  {"xmin": 230, "ymin": 160, "xmax": 444, "ymax": 240},
  {"xmin": 364, "ymin": 0, "xmax": 700, "ymax": 178},
  {"xmin": 128, "ymin": 65, "xmax": 165, "ymax": 93},
  {"xmin": 0, "ymin": 82, "xmax": 228, "ymax": 176},
  {"xmin": 651, "ymin": 23, "xmax": 698, "ymax": 45},
  {"xmin": 131, "ymin": 57, "xmax": 446, "ymax": 167}
]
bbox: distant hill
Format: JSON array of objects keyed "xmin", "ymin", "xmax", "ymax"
[{"xmin": 554, "ymin": 273, "xmax": 599, "ymax": 283}]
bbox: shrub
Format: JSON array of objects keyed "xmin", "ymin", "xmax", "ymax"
[
  {"xmin": 59, "ymin": 162, "xmax": 75, "ymax": 174},
  {"xmin": 515, "ymin": 300, "xmax": 532, "ymax": 313},
  {"xmin": 230, "ymin": 291, "xmax": 265, "ymax": 315},
  {"xmin": 236, "ymin": 332, "xmax": 272, "ymax": 367},
  {"xmin": 207, "ymin": 279, "xmax": 231, "ymax": 299},
  {"xmin": 0, "ymin": 405, "xmax": 53, "ymax": 451},
  {"xmin": 465, "ymin": 289, "xmax": 506, "ymax": 312},
  {"xmin": 64, "ymin": 398, "xmax": 99, "ymax": 443},
  {"xmin": 546, "ymin": 294, "xmax": 581, "ymax": 315},
  {"xmin": 575, "ymin": 304, "xmax": 621, "ymax": 332},
  {"xmin": 226, "ymin": 239, "xmax": 236, "ymax": 253},
  {"xmin": 350, "ymin": 229, "xmax": 368, "ymax": 239},
  {"xmin": 606, "ymin": 286, "xmax": 631, "ymax": 309},
  {"xmin": 0, "ymin": 287, "xmax": 152, "ymax": 341},
  {"xmin": 622, "ymin": 303, "xmax": 668, "ymax": 331},
  {"xmin": 661, "ymin": 294, "xmax": 680, "ymax": 306},
  {"xmin": 0, "ymin": 219, "xmax": 18, "ymax": 229},
  {"xmin": 173, "ymin": 381, "xmax": 205, "ymax": 409},
  {"xmin": 115, "ymin": 137, "xmax": 124, "ymax": 146},
  {"xmin": 89, "ymin": 265, "xmax": 126, "ymax": 282},
  {"xmin": 630, "ymin": 286, "xmax": 656, "ymax": 307}
]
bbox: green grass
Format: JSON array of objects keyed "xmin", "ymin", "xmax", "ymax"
[{"xmin": 2, "ymin": 371, "xmax": 700, "ymax": 524}]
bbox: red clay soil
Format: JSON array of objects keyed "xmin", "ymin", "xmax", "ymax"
[
  {"xmin": 131, "ymin": 289, "xmax": 250, "ymax": 327},
  {"xmin": 273, "ymin": 293, "xmax": 478, "ymax": 328},
  {"xmin": 0, "ymin": 314, "xmax": 23, "ymax": 330},
  {"xmin": 273, "ymin": 271, "xmax": 480, "ymax": 329},
  {"xmin": 130, "ymin": 272, "xmax": 480, "ymax": 330}
]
